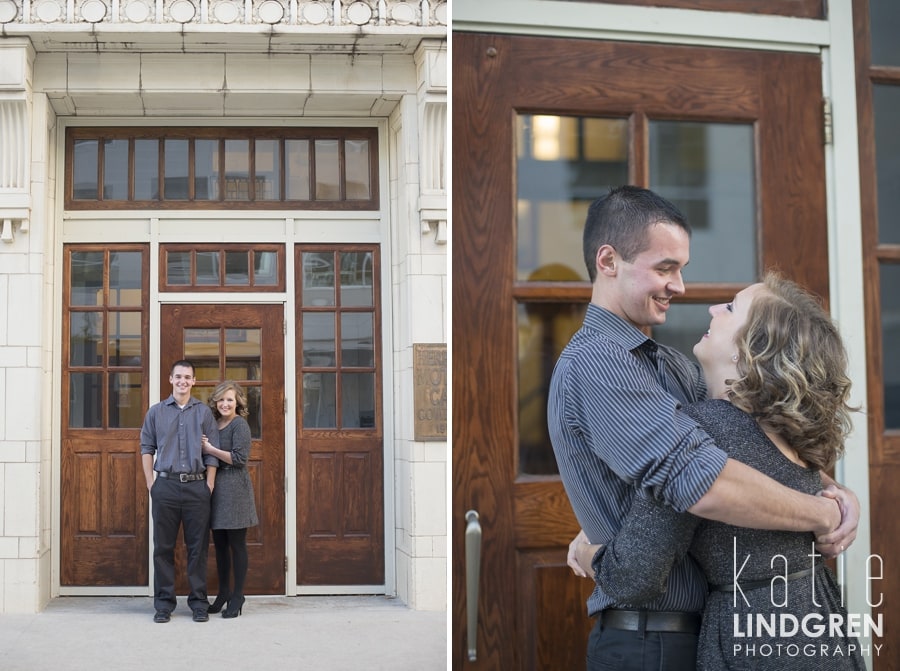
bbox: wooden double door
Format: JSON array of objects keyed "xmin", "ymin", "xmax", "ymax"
[{"xmin": 452, "ymin": 33, "xmax": 830, "ymax": 669}]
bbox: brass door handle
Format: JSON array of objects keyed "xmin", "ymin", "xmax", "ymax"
[{"xmin": 465, "ymin": 510, "xmax": 482, "ymax": 662}]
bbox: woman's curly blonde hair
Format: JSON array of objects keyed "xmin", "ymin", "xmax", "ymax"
[
  {"xmin": 207, "ymin": 380, "xmax": 250, "ymax": 419},
  {"xmin": 727, "ymin": 273, "xmax": 856, "ymax": 471}
]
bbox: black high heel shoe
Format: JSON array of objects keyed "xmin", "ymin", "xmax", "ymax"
[
  {"xmin": 208, "ymin": 592, "xmax": 231, "ymax": 614},
  {"xmin": 222, "ymin": 595, "xmax": 244, "ymax": 619}
]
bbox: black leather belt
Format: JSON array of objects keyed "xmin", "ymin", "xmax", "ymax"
[
  {"xmin": 710, "ymin": 565, "xmax": 818, "ymax": 592},
  {"xmin": 158, "ymin": 471, "xmax": 206, "ymax": 482},
  {"xmin": 600, "ymin": 609, "xmax": 701, "ymax": 634}
]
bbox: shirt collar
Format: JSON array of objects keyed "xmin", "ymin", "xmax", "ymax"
[{"xmin": 583, "ymin": 303, "xmax": 653, "ymax": 353}]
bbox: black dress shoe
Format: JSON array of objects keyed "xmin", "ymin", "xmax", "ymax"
[
  {"xmin": 192, "ymin": 609, "xmax": 209, "ymax": 622},
  {"xmin": 208, "ymin": 592, "xmax": 230, "ymax": 614},
  {"xmin": 153, "ymin": 610, "xmax": 171, "ymax": 623}
]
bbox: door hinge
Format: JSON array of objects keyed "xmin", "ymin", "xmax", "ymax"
[
  {"xmin": 283, "ymin": 319, "xmax": 287, "ymax": 336},
  {"xmin": 823, "ymin": 97, "xmax": 833, "ymax": 146},
  {"xmin": 284, "ymin": 397, "xmax": 288, "ymax": 414},
  {"xmin": 285, "ymin": 556, "xmax": 288, "ymax": 573}
]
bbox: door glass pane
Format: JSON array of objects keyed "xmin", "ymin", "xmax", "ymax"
[
  {"xmin": 517, "ymin": 302, "xmax": 586, "ymax": 475},
  {"xmin": 166, "ymin": 251, "xmax": 191, "ymax": 285},
  {"xmin": 69, "ymin": 372, "xmax": 102, "ymax": 427},
  {"xmin": 302, "ymin": 252, "xmax": 335, "ymax": 305},
  {"xmin": 109, "ymin": 252, "xmax": 142, "ymax": 306},
  {"xmin": 340, "ymin": 252, "xmax": 374, "ymax": 307},
  {"xmin": 70, "ymin": 251, "xmax": 104, "ymax": 306},
  {"xmin": 882, "ymin": 263, "xmax": 900, "ymax": 429},
  {"xmin": 196, "ymin": 251, "xmax": 219, "ymax": 285},
  {"xmin": 256, "ymin": 139, "xmax": 280, "ymax": 200},
  {"xmin": 164, "ymin": 139, "xmax": 189, "ymax": 199},
  {"xmin": 516, "ymin": 114, "xmax": 628, "ymax": 281},
  {"xmin": 224, "ymin": 139, "xmax": 250, "ymax": 200},
  {"xmin": 286, "ymin": 140, "xmax": 310, "ymax": 200},
  {"xmin": 246, "ymin": 385, "xmax": 262, "ymax": 438},
  {"xmin": 341, "ymin": 313, "xmax": 374, "ymax": 366},
  {"xmin": 653, "ymin": 303, "xmax": 711, "ymax": 362},
  {"xmin": 195, "ymin": 139, "xmax": 220, "ymax": 200},
  {"xmin": 134, "ymin": 139, "xmax": 159, "ymax": 200},
  {"xmin": 873, "ymin": 85, "xmax": 900, "ymax": 245},
  {"xmin": 315, "ymin": 139, "xmax": 340, "ymax": 200},
  {"xmin": 225, "ymin": 328, "xmax": 261, "ymax": 380},
  {"xmin": 184, "ymin": 328, "xmax": 219, "ymax": 378},
  {"xmin": 303, "ymin": 313, "xmax": 336, "ymax": 366},
  {"xmin": 103, "ymin": 139, "xmax": 129, "ymax": 200},
  {"xmin": 303, "ymin": 373, "xmax": 336, "ymax": 427},
  {"xmin": 870, "ymin": 0, "xmax": 900, "ymax": 67},
  {"xmin": 70, "ymin": 313, "xmax": 103, "ymax": 366},
  {"xmin": 649, "ymin": 120, "xmax": 756, "ymax": 283},
  {"xmin": 110, "ymin": 372, "xmax": 143, "ymax": 428},
  {"xmin": 73, "ymin": 139, "xmax": 99, "ymax": 200},
  {"xmin": 342, "ymin": 373, "xmax": 375, "ymax": 428},
  {"xmin": 345, "ymin": 139, "xmax": 370, "ymax": 200},
  {"xmin": 108, "ymin": 312, "xmax": 142, "ymax": 366},
  {"xmin": 225, "ymin": 251, "xmax": 251, "ymax": 286},
  {"xmin": 254, "ymin": 251, "xmax": 278, "ymax": 286}
]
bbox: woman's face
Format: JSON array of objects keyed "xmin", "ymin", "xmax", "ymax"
[
  {"xmin": 215, "ymin": 389, "xmax": 238, "ymax": 420},
  {"xmin": 693, "ymin": 282, "xmax": 764, "ymax": 367}
]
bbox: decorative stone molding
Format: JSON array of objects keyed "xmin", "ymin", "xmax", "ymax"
[
  {"xmin": 0, "ymin": 0, "xmax": 447, "ymax": 26},
  {"xmin": 415, "ymin": 40, "xmax": 446, "ymax": 246},
  {"xmin": 0, "ymin": 41, "xmax": 33, "ymax": 243}
]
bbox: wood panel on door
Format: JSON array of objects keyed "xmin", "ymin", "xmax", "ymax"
[
  {"xmin": 160, "ymin": 303, "xmax": 285, "ymax": 594},
  {"xmin": 452, "ymin": 33, "xmax": 828, "ymax": 669}
]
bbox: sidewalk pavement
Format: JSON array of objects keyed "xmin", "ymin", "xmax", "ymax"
[{"xmin": 0, "ymin": 595, "xmax": 447, "ymax": 670}]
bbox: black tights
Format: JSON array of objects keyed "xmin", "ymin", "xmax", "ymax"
[{"xmin": 212, "ymin": 528, "xmax": 248, "ymax": 598}]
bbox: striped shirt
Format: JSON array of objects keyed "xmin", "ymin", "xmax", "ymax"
[{"xmin": 548, "ymin": 303, "xmax": 728, "ymax": 615}]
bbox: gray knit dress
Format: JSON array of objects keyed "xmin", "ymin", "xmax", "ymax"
[
  {"xmin": 209, "ymin": 416, "xmax": 259, "ymax": 530},
  {"xmin": 595, "ymin": 400, "xmax": 866, "ymax": 670}
]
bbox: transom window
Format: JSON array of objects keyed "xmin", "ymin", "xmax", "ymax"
[
  {"xmin": 160, "ymin": 244, "xmax": 286, "ymax": 292},
  {"xmin": 65, "ymin": 127, "xmax": 378, "ymax": 210}
]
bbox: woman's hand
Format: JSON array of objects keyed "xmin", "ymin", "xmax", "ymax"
[{"xmin": 201, "ymin": 434, "xmax": 216, "ymax": 455}]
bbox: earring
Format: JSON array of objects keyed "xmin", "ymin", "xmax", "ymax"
[{"xmin": 731, "ymin": 354, "xmax": 738, "ymax": 362}]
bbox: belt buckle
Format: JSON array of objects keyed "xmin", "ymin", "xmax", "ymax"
[{"xmin": 179, "ymin": 473, "xmax": 189, "ymax": 483}]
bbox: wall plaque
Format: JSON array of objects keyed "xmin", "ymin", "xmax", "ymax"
[{"xmin": 413, "ymin": 343, "xmax": 447, "ymax": 441}]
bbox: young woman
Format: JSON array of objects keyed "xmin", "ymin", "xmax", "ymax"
[
  {"xmin": 202, "ymin": 380, "xmax": 259, "ymax": 618},
  {"xmin": 583, "ymin": 273, "xmax": 865, "ymax": 669}
]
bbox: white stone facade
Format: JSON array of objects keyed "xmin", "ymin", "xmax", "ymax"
[{"xmin": 0, "ymin": 1, "xmax": 446, "ymax": 613}]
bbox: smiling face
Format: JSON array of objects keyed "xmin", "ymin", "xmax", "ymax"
[
  {"xmin": 693, "ymin": 282, "xmax": 765, "ymax": 371},
  {"xmin": 215, "ymin": 388, "xmax": 238, "ymax": 421},
  {"xmin": 169, "ymin": 364, "xmax": 195, "ymax": 404},
  {"xmin": 607, "ymin": 222, "xmax": 690, "ymax": 328}
]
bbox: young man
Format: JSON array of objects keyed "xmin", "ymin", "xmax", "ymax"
[
  {"xmin": 141, "ymin": 360, "xmax": 220, "ymax": 623},
  {"xmin": 548, "ymin": 186, "xmax": 858, "ymax": 670}
]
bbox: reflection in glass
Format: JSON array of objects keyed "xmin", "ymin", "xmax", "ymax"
[
  {"xmin": 134, "ymin": 139, "xmax": 159, "ymax": 200},
  {"xmin": 303, "ymin": 372, "xmax": 336, "ymax": 427},
  {"xmin": 110, "ymin": 372, "xmax": 143, "ymax": 428},
  {"xmin": 225, "ymin": 328, "xmax": 261, "ymax": 380},
  {"xmin": 224, "ymin": 140, "xmax": 250, "ymax": 200},
  {"xmin": 339, "ymin": 252, "xmax": 374, "ymax": 307},
  {"xmin": 254, "ymin": 251, "xmax": 278, "ymax": 285},
  {"xmin": 345, "ymin": 139, "xmax": 370, "ymax": 199},
  {"xmin": 108, "ymin": 312, "xmax": 142, "ymax": 366},
  {"xmin": 195, "ymin": 139, "xmax": 220, "ymax": 200},
  {"xmin": 653, "ymin": 303, "xmax": 711, "ymax": 364},
  {"xmin": 649, "ymin": 120, "xmax": 756, "ymax": 283},
  {"xmin": 167, "ymin": 251, "xmax": 191, "ymax": 285},
  {"xmin": 874, "ymin": 85, "xmax": 900, "ymax": 245},
  {"xmin": 286, "ymin": 140, "xmax": 310, "ymax": 200},
  {"xmin": 70, "ymin": 252, "xmax": 104, "ymax": 306},
  {"xmin": 302, "ymin": 252, "xmax": 335, "ymax": 306},
  {"xmin": 196, "ymin": 251, "xmax": 219, "ymax": 285},
  {"xmin": 225, "ymin": 251, "xmax": 250, "ymax": 286},
  {"xmin": 246, "ymin": 386, "xmax": 262, "ymax": 438},
  {"xmin": 515, "ymin": 114, "xmax": 628, "ymax": 281},
  {"xmin": 164, "ymin": 139, "xmax": 189, "ymax": 199},
  {"xmin": 870, "ymin": 1, "xmax": 900, "ymax": 67},
  {"xmin": 341, "ymin": 313, "xmax": 374, "ymax": 366},
  {"xmin": 342, "ymin": 373, "xmax": 375, "ymax": 428},
  {"xmin": 73, "ymin": 139, "xmax": 99, "ymax": 199},
  {"xmin": 103, "ymin": 139, "xmax": 129, "ymax": 200},
  {"xmin": 882, "ymin": 263, "xmax": 900, "ymax": 429},
  {"xmin": 184, "ymin": 328, "xmax": 219, "ymax": 376},
  {"xmin": 315, "ymin": 139, "xmax": 340, "ymax": 200},
  {"xmin": 517, "ymin": 301, "xmax": 586, "ymax": 475},
  {"xmin": 256, "ymin": 139, "xmax": 280, "ymax": 200},
  {"xmin": 69, "ymin": 372, "xmax": 103, "ymax": 428},
  {"xmin": 303, "ymin": 313, "xmax": 336, "ymax": 366},
  {"xmin": 110, "ymin": 252, "xmax": 142, "ymax": 306},
  {"xmin": 70, "ymin": 313, "xmax": 103, "ymax": 366}
]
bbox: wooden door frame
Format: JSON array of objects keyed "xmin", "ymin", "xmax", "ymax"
[{"xmin": 453, "ymin": 31, "xmax": 828, "ymax": 669}]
